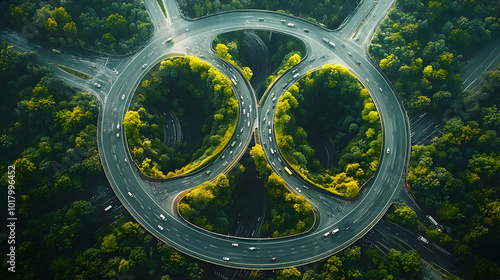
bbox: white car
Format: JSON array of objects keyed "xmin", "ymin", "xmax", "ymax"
[
  {"xmin": 121, "ymin": 94, "xmax": 125, "ymax": 100},
  {"xmin": 387, "ymin": 148, "xmax": 390, "ymax": 153},
  {"xmin": 116, "ymin": 133, "xmax": 120, "ymax": 138},
  {"xmin": 158, "ymin": 225, "xmax": 164, "ymax": 230},
  {"xmin": 231, "ymin": 243, "xmax": 238, "ymax": 247},
  {"xmin": 127, "ymin": 192, "xmax": 134, "ymax": 197},
  {"xmin": 332, "ymin": 228, "xmax": 339, "ymax": 234},
  {"xmin": 295, "ymin": 187, "xmax": 301, "ymax": 193},
  {"xmin": 249, "ymin": 247, "xmax": 256, "ymax": 251},
  {"xmin": 94, "ymin": 83, "xmax": 101, "ymax": 88},
  {"xmin": 142, "ymin": 63, "xmax": 148, "ymax": 69},
  {"xmin": 159, "ymin": 214, "xmax": 167, "ymax": 221},
  {"xmin": 418, "ymin": 235, "xmax": 429, "ymax": 244},
  {"xmin": 223, "ymin": 257, "xmax": 230, "ymax": 261}
]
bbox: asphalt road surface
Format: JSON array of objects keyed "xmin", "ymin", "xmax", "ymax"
[{"xmin": 2, "ymin": 0, "xmax": 491, "ymax": 271}]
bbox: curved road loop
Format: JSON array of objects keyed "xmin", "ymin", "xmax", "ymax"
[{"xmin": 2, "ymin": 0, "xmax": 418, "ymax": 270}]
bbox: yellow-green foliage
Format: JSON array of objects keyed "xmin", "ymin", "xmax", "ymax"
[
  {"xmin": 178, "ymin": 174, "xmax": 232, "ymax": 231},
  {"xmin": 166, "ymin": 123, "xmax": 236, "ymax": 177},
  {"xmin": 274, "ymin": 64, "xmax": 381, "ymax": 198},
  {"xmin": 125, "ymin": 56, "xmax": 238, "ymax": 179},
  {"xmin": 215, "ymin": 43, "xmax": 253, "ymax": 81},
  {"xmin": 267, "ymin": 53, "xmax": 302, "ymax": 86}
]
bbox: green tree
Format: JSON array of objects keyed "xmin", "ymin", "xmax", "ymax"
[
  {"xmin": 401, "ymin": 250, "xmax": 421, "ymax": 274},
  {"xmin": 63, "ymin": 22, "xmax": 77, "ymax": 37},
  {"xmin": 322, "ymin": 255, "xmax": 345, "ymax": 280},
  {"xmin": 101, "ymin": 233, "xmax": 119, "ymax": 253},
  {"xmin": 129, "ymin": 246, "xmax": 147, "ymax": 265},
  {"xmin": 277, "ymin": 267, "xmax": 301, "ymax": 280},
  {"xmin": 394, "ymin": 204, "xmax": 418, "ymax": 227},
  {"xmin": 106, "ymin": 14, "xmax": 127, "ymax": 37},
  {"xmin": 187, "ymin": 262, "xmax": 204, "ymax": 280}
]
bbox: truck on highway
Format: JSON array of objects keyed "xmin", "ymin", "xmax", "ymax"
[
  {"xmin": 284, "ymin": 167, "xmax": 292, "ymax": 175},
  {"xmin": 328, "ymin": 41, "xmax": 336, "ymax": 48},
  {"xmin": 426, "ymin": 215, "xmax": 444, "ymax": 232}
]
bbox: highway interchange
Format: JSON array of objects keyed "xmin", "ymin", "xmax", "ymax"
[
  {"xmin": 97, "ymin": 0, "xmax": 413, "ymax": 269},
  {"xmin": 2, "ymin": 0, "xmax": 493, "ymax": 272}
]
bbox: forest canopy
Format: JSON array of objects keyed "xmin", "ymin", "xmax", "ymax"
[
  {"xmin": 125, "ymin": 56, "xmax": 238, "ymax": 178},
  {"xmin": 369, "ymin": 0, "xmax": 500, "ymax": 116},
  {"xmin": 1, "ymin": 0, "xmax": 152, "ymax": 54},
  {"xmin": 406, "ymin": 69, "xmax": 500, "ymax": 277},
  {"xmin": 274, "ymin": 64, "xmax": 381, "ymax": 198}
]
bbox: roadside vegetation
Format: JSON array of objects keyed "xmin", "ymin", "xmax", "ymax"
[
  {"xmin": 250, "ymin": 145, "xmax": 314, "ymax": 237},
  {"xmin": 1, "ymin": 0, "xmax": 152, "ymax": 54},
  {"xmin": 0, "ymin": 41, "xmax": 208, "ymax": 280},
  {"xmin": 0, "ymin": 41, "xmax": 101, "ymax": 213},
  {"xmin": 274, "ymin": 64, "xmax": 381, "ymax": 198},
  {"xmin": 214, "ymin": 42, "xmax": 254, "ymax": 81},
  {"xmin": 370, "ymin": 0, "xmax": 500, "ymax": 277},
  {"xmin": 261, "ymin": 245, "xmax": 423, "ymax": 280},
  {"xmin": 179, "ymin": 145, "xmax": 314, "ymax": 237},
  {"xmin": 125, "ymin": 56, "xmax": 238, "ymax": 178},
  {"xmin": 369, "ymin": 0, "xmax": 499, "ymax": 117},
  {"xmin": 178, "ymin": 0, "xmax": 360, "ymax": 30},
  {"xmin": 213, "ymin": 31, "xmax": 306, "ymax": 97},
  {"xmin": 179, "ymin": 173, "xmax": 237, "ymax": 233},
  {"xmin": 57, "ymin": 64, "xmax": 91, "ymax": 80},
  {"xmin": 406, "ymin": 70, "xmax": 500, "ymax": 278}
]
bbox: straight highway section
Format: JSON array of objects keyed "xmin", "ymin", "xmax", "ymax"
[{"xmin": 2, "ymin": 0, "xmax": 411, "ymax": 269}]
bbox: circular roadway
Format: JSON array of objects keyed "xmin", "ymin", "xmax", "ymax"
[{"xmin": 99, "ymin": 7, "xmax": 410, "ymax": 269}]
